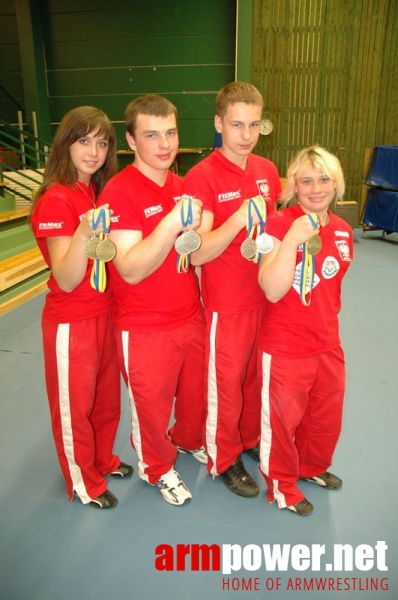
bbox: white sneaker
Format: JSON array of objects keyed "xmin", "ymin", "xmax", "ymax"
[
  {"xmin": 177, "ymin": 445, "xmax": 208, "ymax": 464},
  {"xmin": 156, "ymin": 468, "xmax": 192, "ymax": 506}
]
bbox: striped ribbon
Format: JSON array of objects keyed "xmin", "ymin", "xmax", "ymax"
[
  {"xmin": 299, "ymin": 213, "xmax": 318, "ymax": 306},
  {"xmin": 90, "ymin": 208, "xmax": 111, "ymax": 293},
  {"xmin": 176, "ymin": 197, "xmax": 193, "ymax": 273}
]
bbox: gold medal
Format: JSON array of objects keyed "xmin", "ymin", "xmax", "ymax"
[
  {"xmin": 307, "ymin": 234, "xmax": 322, "ymax": 256},
  {"xmin": 85, "ymin": 236, "xmax": 101, "ymax": 259},
  {"xmin": 255, "ymin": 233, "xmax": 274, "ymax": 254},
  {"xmin": 95, "ymin": 237, "xmax": 117, "ymax": 262},
  {"xmin": 241, "ymin": 238, "xmax": 257, "ymax": 260}
]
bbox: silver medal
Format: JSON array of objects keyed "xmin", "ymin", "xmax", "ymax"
[
  {"xmin": 255, "ymin": 233, "xmax": 274, "ymax": 254},
  {"xmin": 182, "ymin": 229, "xmax": 202, "ymax": 253},
  {"xmin": 240, "ymin": 238, "xmax": 257, "ymax": 260},
  {"xmin": 175, "ymin": 229, "xmax": 202, "ymax": 254},
  {"xmin": 175, "ymin": 234, "xmax": 189, "ymax": 255}
]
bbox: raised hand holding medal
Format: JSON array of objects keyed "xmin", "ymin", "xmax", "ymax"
[
  {"xmin": 251, "ymin": 195, "xmax": 274, "ymax": 256},
  {"xmin": 241, "ymin": 195, "xmax": 274, "ymax": 263},
  {"xmin": 85, "ymin": 207, "xmax": 117, "ymax": 262},
  {"xmin": 88, "ymin": 207, "xmax": 117, "ymax": 292},
  {"xmin": 174, "ymin": 197, "xmax": 202, "ymax": 273},
  {"xmin": 241, "ymin": 197, "xmax": 259, "ymax": 262},
  {"xmin": 306, "ymin": 212, "xmax": 322, "ymax": 256},
  {"xmin": 299, "ymin": 212, "xmax": 320, "ymax": 306}
]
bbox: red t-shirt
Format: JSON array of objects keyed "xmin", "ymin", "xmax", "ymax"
[
  {"xmin": 31, "ymin": 184, "xmax": 113, "ymax": 322},
  {"xmin": 98, "ymin": 165, "xmax": 202, "ymax": 331},
  {"xmin": 260, "ymin": 204, "xmax": 354, "ymax": 357},
  {"xmin": 182, "ymin": 150, "xmax": 282, "ymax": 312}
]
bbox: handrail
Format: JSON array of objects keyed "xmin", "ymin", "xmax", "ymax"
[
  {"xmin": 0, "ymin": 117, "xmax": 49, "ymax": 147},
  {"xmin": 0, "ymin": 117, "xmax": 49, "ymax": 206}
]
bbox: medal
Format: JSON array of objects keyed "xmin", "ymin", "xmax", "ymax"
[
  {"xmin": 175, "ymin": 233, "xmax": 189, "ymax": 255},
  {"xmin": 241, "ymin": 238, "xmax": 257, "ymax": 260},
  {"xmin": 85, "ymin": 236, "xmax": 101, "ymax": 259},
  {"xmin": 174, "ymin": 198, "xmax": 202, "ymax": 271},
  {"xmin": 241, "ymin": 196, "xmax": 269, "ymax": 262},
  {"xmin": 255, "ymin": 232, "xmax": 274, "ymax": 254},
  {"xmin": 175, "ymin": 229, "xmax": 202, "ymax": 255},
  {"xmin": 95, "ymin": 237, "xmax": 117, "ymax": 262},
  {"xmin": 182, "ymin": 229, "xmax": 202, "ymax": 253},
  {"xmin": 88, "ymin": 207, "xmax": 114, "ymax": 293},
  {"xmin": 307, "ymin": 234, "xmax": 322, "ymax": 256}
]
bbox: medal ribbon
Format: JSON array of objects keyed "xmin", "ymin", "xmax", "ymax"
[
  {"xmin": 89, "ymin": 208, "xmax": 111, "ymax": 292},
  {"xmin": 244, "ymin": 196, "xmax": 267, "ymax": 263},
  {"xmin": 299, "ymin": 213, "xmax": 318, "ymax": 306},
  {"xmin": 176, "ymin": 197, "xmax": 193, "ymax": 274},
  {"xmin": 249, "ymin": 196, "xmax": 267, "ymax": 263}
]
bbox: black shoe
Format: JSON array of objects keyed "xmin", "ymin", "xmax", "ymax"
[
  {"xmin": 286, "ymin": 498, "xmax": 314, "ymax": 516},
  {"xmin": 217, "ymin": 457, "xmax": 259, "ymax": 498},
  {"xmin": 301, "ymin": 471, "xmax": 342, "ymax": 489},
  {"xmin": 243, "ymin": 445, "xmax": 260, "ymax": 461},
  {"xmin": 108, "ymin": 462, "xmax": 134, "ymax": 478},
  {"xmin": 89, "ymin": 490, "xmax": 118, "ymax": 509}
]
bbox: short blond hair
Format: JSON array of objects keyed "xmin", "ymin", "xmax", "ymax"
[
  {"xmin": 280, "ymin": 145, "xmax": 345, "ymax": 206},
  {"xmin": 216, "ymin": 81, "xmax": 264, "ymax": 117}
]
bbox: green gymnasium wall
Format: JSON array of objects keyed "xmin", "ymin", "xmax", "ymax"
[
  {"xmin": 0, "ymin": 0, "xmax": 236, "ymax": 172},
  {"xmin": 1, "ymin": 0, "xmax": 397, "ymax": 201}
]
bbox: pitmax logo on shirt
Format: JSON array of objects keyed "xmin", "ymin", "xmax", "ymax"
[
  {"xmin": 144, "ymin": 205, "xmax": 163, "ymax": 217},
  {"xmin": 39, "ymin": 221, "xmax": 63, "ymax": 229},
  {"xmin": 218, "ymin": 190, "xmax": 241, "ymax": 203}
]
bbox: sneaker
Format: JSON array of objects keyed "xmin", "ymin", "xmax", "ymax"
[
  {"xmin": 302, "ymin": 471, "xmax": 342, "ymax": 489},
  {"xmin": 287, "ymin": 498, "xmax": 314, "ymax": 516},
  {"xmin": 217, "ymin": 457, "xmax": 259, "ymax": 498},
  {"xmin": 177, "ymin": 445, "xmax": 208, "ymax": 464},
  {"xmin": 156, "ymin": 468, "xmax": 192, "ymax": 506},
  {"xmin": 243, "ymin": 445, "xmax": 260, "ymax": 461},
  {"xmin": 89, "ymin": 490, "xmax": 118, "ymax": 509},
  {"xmin": 108, "ymin": 462, "xmax": 134, "ymax": 478}
]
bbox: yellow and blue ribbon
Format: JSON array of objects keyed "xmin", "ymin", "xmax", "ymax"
[
  {"xmin": 248, "ymin": 197, "xmax": 267, "ymax": 263},
  {"xmin": 299, "ymin": 213, "xmax": 318, "ymax": 306},
  {"xmin": 89, "ymin": 208, "xmax": 111, "ymax": 293},
  {"xmin": 176, "ymin": 197, "xmax": 193, "ymax": 273}
]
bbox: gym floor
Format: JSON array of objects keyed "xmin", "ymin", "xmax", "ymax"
[{"xmin": 1, "ymin": 228, "xmax": 397, "ymax": 600}]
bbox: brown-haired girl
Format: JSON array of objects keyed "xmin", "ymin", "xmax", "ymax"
[{"xmin": 30, "ymin": 106, "xmax": 133, "ymax": 509}]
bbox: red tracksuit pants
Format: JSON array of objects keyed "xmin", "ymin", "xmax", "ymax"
[
  {"xmin": 117, "ymin": 313, "xmax": 205, "ymax": 485},
  {"xmin": 42, "ymin": 311, "xmax": 121, "ymax": 503},
  {"xmin": 259, "ymin": 346, "xmax": 346, "ymax": 507},
  {"xmin": 205, "ymin": 306, "xmax": 266, "ymax": 476}
]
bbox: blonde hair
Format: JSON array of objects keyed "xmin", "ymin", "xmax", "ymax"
[{"xmin": 280, "ymin": 145, "xmax": 345, "ymax": 206}]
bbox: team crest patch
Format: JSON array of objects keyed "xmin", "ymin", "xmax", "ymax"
[
  {"xmin": 321, "ymin": 256, "xmax": 340, "ymax": 279},
  {"xmin": 256, "ymin": 179, "xmax": 271, "ymax": 202},
  {"xmin": 335, "ymin": 239, "xmax": 352, "ymax": 261}
]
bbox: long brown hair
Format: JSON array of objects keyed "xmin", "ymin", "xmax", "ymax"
[{"xmin": 30, "ymin": 106, "xmax": 117, "ymax": 218}]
